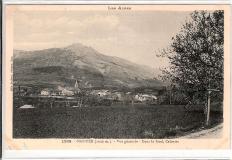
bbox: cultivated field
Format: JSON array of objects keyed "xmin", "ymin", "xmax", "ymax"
[{"xmin": 13, "ymin": 104, "xmax": 222, "ymax": 138}]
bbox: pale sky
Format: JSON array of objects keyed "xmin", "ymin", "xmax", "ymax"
[{"xmin": 13, "ymin": 10, "xmax": 191, "ymax": 69}]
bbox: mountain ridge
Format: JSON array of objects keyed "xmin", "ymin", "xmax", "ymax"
[
  {"xmin": 14, "ymin": 43, "xmax": 157, "ymax": 75},
  {"xmin": 13, "ymin": 43, "xmax": 164, "ymax": 90}
]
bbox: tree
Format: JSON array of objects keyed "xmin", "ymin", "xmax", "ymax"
[{"xmin": 159, "ymin": 10, "xmax": 224, "ymax": 102}]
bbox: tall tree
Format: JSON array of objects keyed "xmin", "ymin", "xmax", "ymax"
[{"xmin": 159, "ymin": 10, "xmax": 224, "ymax": 101}]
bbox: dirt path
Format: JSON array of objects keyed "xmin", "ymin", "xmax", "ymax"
[{"xmin": 179, "ymin": 123, "xmax": 223, "ymax": 139}]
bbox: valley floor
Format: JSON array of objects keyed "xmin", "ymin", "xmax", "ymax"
[{"xmin": 13, "ymin": 104, "xmax": 223, "ymax": 139}]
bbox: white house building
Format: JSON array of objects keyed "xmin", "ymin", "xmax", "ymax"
[{"xmin": 40, "ymin": 89, "xmax": 50, "ymax": 96}]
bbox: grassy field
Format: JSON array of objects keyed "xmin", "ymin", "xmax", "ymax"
[{"xmin": 13, "ymin": 104, "xmax": 223, "ymax": 138}]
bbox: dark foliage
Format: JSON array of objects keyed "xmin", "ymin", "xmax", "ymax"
[{"xmin": 158, "ymin": 11, "xmax": 224, "ymax": 102}]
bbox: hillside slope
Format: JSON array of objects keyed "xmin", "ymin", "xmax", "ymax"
[{"xmin": 13, "ymin": 43, "xmax": 164, "ymax": 90}]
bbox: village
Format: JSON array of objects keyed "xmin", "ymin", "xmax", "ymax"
[{"xmin": 13, "ymin": 79, "xmax": 164, "ymax": 109}]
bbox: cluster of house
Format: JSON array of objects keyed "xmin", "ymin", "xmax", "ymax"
[
  {"xmin": 90, "ymin": 90, "xmax": 123, "ymax": 101},
  {"xmin": 40, "ymin": 86, "xmax": 76, "ymax": 96},
  {"xmin": 40, "ymin": 80, "xmax": 81, "ymax": 96},
  {"xmin": 89, "ymin": 89, "xmax": 158, "ymax": 103},
  {"xmin": 40, "ymin": 87, "xmax": 158, "ymax": 103}
]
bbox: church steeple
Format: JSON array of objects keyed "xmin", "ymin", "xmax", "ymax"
[{"xmin": 75, "ymin": 79, "xmax": 79, "ymax": 89}]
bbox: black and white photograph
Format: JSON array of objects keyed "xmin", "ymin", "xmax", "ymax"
[{"xmin": 12, "ymin": 6, "xmax": 224, "ymax": 139}]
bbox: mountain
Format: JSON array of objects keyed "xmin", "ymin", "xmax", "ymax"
[{"xmin": 13, "ymin": 43, "xmax": 165, "ymax": 90}]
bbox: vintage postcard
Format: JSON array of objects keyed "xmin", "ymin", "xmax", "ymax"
[{"xmin": 2, "ymin": 4, "xmax": 231, "ymax": 152}]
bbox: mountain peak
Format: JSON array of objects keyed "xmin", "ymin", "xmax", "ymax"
[
  {"xmin": 65, "ymin": 42, "xmax": 91, "ymax": 50},
  {"xmin": 64, "ymin": 42, "xmax": 99, "ymax": 56}
]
